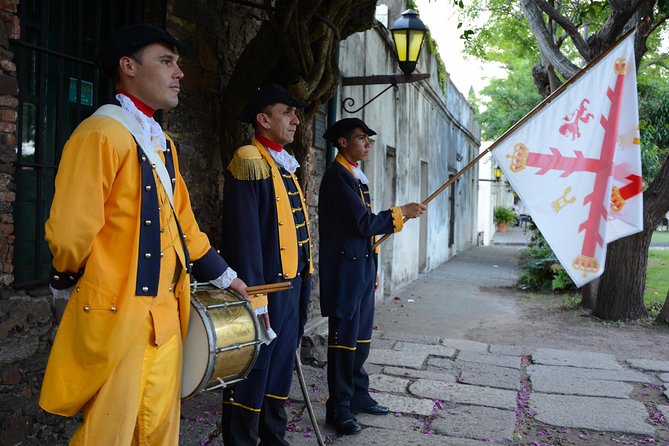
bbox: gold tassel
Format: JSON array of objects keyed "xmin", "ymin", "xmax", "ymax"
[{"xmin": 227, "ymin": 145, "xmax": 271, "ymax": 180}]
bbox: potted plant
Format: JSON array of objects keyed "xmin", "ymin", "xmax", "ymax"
[{"xmin": 493, "ymin": 206, "xmax": 516, "ymax": 233}]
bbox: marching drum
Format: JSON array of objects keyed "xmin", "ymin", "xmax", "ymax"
[{"xmin": 181, "ymin": 285, "xmax": 261, "ymax": 400}]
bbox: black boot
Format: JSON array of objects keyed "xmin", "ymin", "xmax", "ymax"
[
  {"xmin": 221, "ymin": 389, "xmax": 260, "ymax": 446},
  {"xmin": 258, "ymin": 397, "xmax": 289, "ymax": 446},
  {"xmin": 350, "ymin": 342, "xmax": 377, "ymax": 411}
]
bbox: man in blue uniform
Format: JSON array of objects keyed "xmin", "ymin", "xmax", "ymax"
[
  {"xmin": 319, "ymin": 118, "xmax": 426, "ymax": 435},
  {"xmin": 221, "ymin": 84, "xmax": 313, "ymax": 445}
]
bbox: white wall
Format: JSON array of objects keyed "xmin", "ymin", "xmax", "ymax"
[{"xmin": 336, "ymin": 2, "xmax": 481, "ymax": 298}]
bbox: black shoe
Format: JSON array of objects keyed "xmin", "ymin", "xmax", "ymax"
[
  {"xmin": 327, "ymin": 417, "xmax": 362, "ymax": 435},
  {"xmin": 353, "ymin": 403, "xmax": 390, "ymax": 415}
]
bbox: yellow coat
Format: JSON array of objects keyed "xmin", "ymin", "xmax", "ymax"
[{"xmin": 40, "ymin": 114, "xmax": 214, "ymax": 416}]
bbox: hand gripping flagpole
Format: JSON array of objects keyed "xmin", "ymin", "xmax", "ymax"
[{"xmin": 372, "ymin": 17, "xmax": 650, "ymax": 250}]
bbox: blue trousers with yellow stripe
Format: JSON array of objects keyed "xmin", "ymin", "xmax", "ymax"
[
  {"xmin": 326, "ymin": 285, "xmax": 377, "ymax": 422},
  {"xmin": 221, "ymin": 254, "xmax": 309, "ymax": 446}
]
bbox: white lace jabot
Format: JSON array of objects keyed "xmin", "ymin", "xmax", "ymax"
[
  {"xmin": 351, "ymin": 164, "xmax": 369, "ymax": 185},
  {"xmin": 116, "ymin": 93, "xmax": 166, "ymax": 153},
  {"xmin": 268, "ymin": 148, "xmax": 300, "ymax": 174}
]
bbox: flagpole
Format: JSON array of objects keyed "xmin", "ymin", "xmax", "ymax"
[{"xmin": 372, "ymin": 17, "xmax": 649, "ymax": 250}]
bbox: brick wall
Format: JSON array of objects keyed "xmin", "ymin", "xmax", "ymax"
[{"xmin": 0, "ymin": 0, "xmax": 18, "ymax": 287}]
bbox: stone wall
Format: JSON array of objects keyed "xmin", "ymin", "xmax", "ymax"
[
  {"xmin": 0, "ymin": 1, "xmax": 325, "ymax": 441},
  {"xmin": 0, "ymin": 0, "xmax": 479, "ymax": 441},
  {"xmin": 0, "ymin": 0, "xmax": 18, "ymax": 287}
]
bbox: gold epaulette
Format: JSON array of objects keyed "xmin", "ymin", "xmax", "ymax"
[{"xmin": 227, "ymin": 145, "xmax": 271, "ymax": 180}]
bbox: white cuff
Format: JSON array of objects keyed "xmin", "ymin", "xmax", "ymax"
[
  {"xmin": 209, "ymin": 267, "xmax": 237, "ymax": 289},
  {"xmin": 258, "ymin": 325, "xmax": 277, "ymax": 345},
  {"xmin": 254, "ymin": 305, "xmax": 268, "ymax": 316}
]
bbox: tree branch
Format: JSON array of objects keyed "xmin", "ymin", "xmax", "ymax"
[
  {"xmin": 533, "ymin": 0, "xmax": 592, "ymax": 59},
  {"xmin": 520, "ymin": 0, "xmax": 581, "ymax": 78}
]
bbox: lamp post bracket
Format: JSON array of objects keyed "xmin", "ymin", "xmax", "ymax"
[{"xmin": 342, "ymin": 73, "xmax": 430, "ymax": 86}]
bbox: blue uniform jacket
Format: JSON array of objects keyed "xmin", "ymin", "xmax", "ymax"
[
  {"xmin": 221, "ymin": 147, "xmax": 312, "ymax": 368},
  {"xmin": 318, "ymin": 158, "xmax": 402, "ymax": 319}
]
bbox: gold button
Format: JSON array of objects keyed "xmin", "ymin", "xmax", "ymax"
[
  {"xmin": 145, "ymin": 185, "xmax": 152, "ymax": 191},
  {"xmin": 83, "ymin": 306, "xmax": 90, "ymax": 312},
  {"xmin": 144, "ymin": 220, "xmax": 152, "ymax": 226},
  {"xmin": 69, "ymin": 275, "xmax": 75, "ymax": 280},
  {"xmin": 151, "ymin": 163, "xmax": 156, "ymax": 168},
  {"xmin": 53, "ymin": 275, "xmax": 60, "ymax": 280},
  {"xmin": 280, "ymin": 246, "xmax": 286, "ymax": 251},
  {"xmin": 160, "ymin": 252, "xmax": 164, "ymax": 258},
  {"xmin": 142, "ymin": 286, "xmax": 149, "ymax": 292},
  {"xmin": 279, "ymin": 221, "xmax": 284, "ymax": 225},
  {"xmin": 110, "ymin": 306, "xmax": 117, "ymax": 313},
  {"xmin": 145, "ymin": 253, "xmax": 152, "ymax": 259},
  {"xmin": 182, "ymin": 234, "xmax": 187, "ymax": 239},
  {"xmin": 167, "ymin": 148, "xmax": 171, "ymax": 152},
  {"xmin": 172, "ymin": 178, "xmax": 176, "ymax": 184},
  {"xmin": 276, "ymin": 196, "xmax": 280, "ymax": 201},
  {"xmin": 168, "ymin": 287, "xmax": 173, "ymax": 292},
  {"xmin": 283, "ymin": 273, "xmax": 289, "ymax": 278},
  {"xmin": 277, "ymin": 273, "xmax": 283, "ymax": 278},
  {"xmin": 76, "ymin": 287, "xmax": 80, "ymax": 292},
  {"xmin": 141, "ymin": 155, "xmax": 146, "ymax": 162}
]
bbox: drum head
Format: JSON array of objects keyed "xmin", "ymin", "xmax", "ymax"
[{"xmin": 181, "ymin": 303, "xmax": 211, "ymax": 399}]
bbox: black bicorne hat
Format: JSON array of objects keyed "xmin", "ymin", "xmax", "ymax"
[
  {"xmin": 322, "ymin": 118, "xmax": 377, "ymax": 143},
  {"xmin": 238, "ymin": 84, "xmax": 306, "ymax": 124},
  {"xmin": 98, "ymin": 23, "xmax": 182, "ymax": 78}
]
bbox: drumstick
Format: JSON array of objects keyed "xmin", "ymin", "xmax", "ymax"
[{"xmin": 245, "ymin": 281, "xmax": 292, "ymax": 295}]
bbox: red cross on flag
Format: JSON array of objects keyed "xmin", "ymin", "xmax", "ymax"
[{"xmin": 492, "ymin": 33, "xmax": 643, "ymax": 287}]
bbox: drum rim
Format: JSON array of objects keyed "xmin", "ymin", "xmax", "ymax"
[
  {"xmin": 182, "ymin": 293, "xmax": 217, "ymax": 400},
  {"xmin": 182, "ymin": 285, "xmax": 263, "ymax": 400}
]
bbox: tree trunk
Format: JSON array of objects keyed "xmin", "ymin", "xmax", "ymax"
[
  {"xmin": 593, "ymin": 230, "xmax": 650, "ymax": 319},
  {"xmin": 594, "ymin": 151, "xmax": 669, "ymax": 320},
  {"xmin": 581, "ymin": 280, "xmax": 597, "ymax": 310},
  {"xmin": 655, "ymin": 289, "xmax": 669, "ymax": 325}
]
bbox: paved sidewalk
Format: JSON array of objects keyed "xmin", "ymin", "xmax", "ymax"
[
  {"xmin": 181, "ymin": 336, "xmax": 669, "ymax": 445},
  {"xmin": 491, "ymin": 225, "xmax": 532, "ymax": 246},
  {"xmin": 180, "ymin": 236, "xmax": 669, "ymax": 445}
]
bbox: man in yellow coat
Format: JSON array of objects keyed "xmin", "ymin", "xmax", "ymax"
[{"xmin": 39, "ymin": 24, "xmax": 248, "ymax": 445}]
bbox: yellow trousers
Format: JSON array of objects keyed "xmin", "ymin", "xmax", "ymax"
[{"xmin": 70, "ymin": 312, "xmax": 182, "ymax": 446}]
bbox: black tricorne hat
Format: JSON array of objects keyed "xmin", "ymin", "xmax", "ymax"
[
  {"xmin": 322, "ymin": 118, "xmax": 377, "ymax": 144},
  {"xmin": 98, "ymin": 23, "xmax": 182, "ymax": 78},
  {"xmin": 238, "ymin": 84, "xmax": 306, "ymax": 124}
]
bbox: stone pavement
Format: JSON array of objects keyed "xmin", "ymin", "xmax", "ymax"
[
  {"xmin": 179, "ymin": 230, "xmax": 669, "ymax": 445},
  {"xmin": 181, "ymin": 335, "xmax": 669, "ymax": 445}
]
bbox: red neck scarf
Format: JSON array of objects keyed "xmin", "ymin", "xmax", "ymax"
[
  {"xmin": 117, "ymin": 90, "xmax": 155, "ymax": 117},
  {"xmin": 255, "ymin": 132, "xmax": 284, "ymax": 152}
]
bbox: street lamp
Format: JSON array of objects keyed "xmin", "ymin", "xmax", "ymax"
[
  {"xmin": 390, "ymin": 9, "xmax": 428, "ymax": 76},
  {"xmin": 493, "ymin": 166, "xmax": 503, "ymax": 181},
  {"xmin": 341, "ymin": 9, "xmax": 430, "ymax": 114},
  {"xmin": 478, "ymin": 165, "xmax": 504, "ymax": 183}
]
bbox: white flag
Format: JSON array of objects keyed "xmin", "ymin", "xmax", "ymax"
[{"xmin": 493, "ymin": 34, "xmax": 643, "ymax": 287}]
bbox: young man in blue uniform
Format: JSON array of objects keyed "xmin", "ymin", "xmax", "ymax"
[
  {"xmin": 221, "ymin": 84, "xmax": 313, "ymax": 445},
  {"xmin": 319, "ymin": 118, "xmax": 426, "ymax": 435}
]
